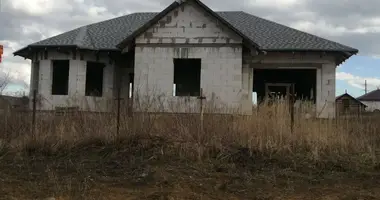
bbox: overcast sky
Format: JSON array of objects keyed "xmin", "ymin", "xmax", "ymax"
[{"xmin": 0, "ymin": 0, "xmax": 379, "ymax": 96}]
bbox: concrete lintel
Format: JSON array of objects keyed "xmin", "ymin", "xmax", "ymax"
[
  {"xmin": 135, "ymin": 43, "xmax": 242, "ymax": 48},
  {"xmin": 249, "ymin": 63, "xmax": 321, "ymax": 69},
  {"xmin": 243, "ymin": 53, "xmax": 336, "ymax": 65},
  {"xmin": 244, "ymin": 59, "xmax": 333, "ymax": 65}
]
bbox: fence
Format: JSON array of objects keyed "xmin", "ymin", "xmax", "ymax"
[{"xmin": 8, "ymin": 89, "xmax": 378, "ymax": 140}]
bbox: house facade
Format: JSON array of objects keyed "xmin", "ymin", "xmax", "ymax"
[
  {"xmin": 357, "ymin": 89, "xmax": 380, "ymax": 112},
  {"xmin": 13, "ymin": 0, "xmax": 358, "ymax": 118}
]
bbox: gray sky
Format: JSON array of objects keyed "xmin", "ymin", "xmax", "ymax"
[{"xmin": 0, "ymin": 0, "xmax": 378, "ymax": 94}]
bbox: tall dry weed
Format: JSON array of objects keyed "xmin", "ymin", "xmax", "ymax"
[{"xmin": 0, "ymin": 95, "xmax": 379, "ymax": 165}]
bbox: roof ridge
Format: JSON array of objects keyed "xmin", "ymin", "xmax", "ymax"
[
  {"xmin": 86, "ymin": 26, "xmax": 97, "ymax": 49},
  {"xmin": 30, "ymin": 27, "xmax": 80, "ymax": 45},
  {"xmin": 47, "ymin": 12, "xmax": 145, "ymax": 40},
  {"xmin": 240, "ymin": 11, "xmax": 357, "ymax": 52},
  {"xmin": 81, "ymin": 13, "xmax": 140, "ymax": 30},
  {"xmin": 216, "ymin": 11, "xmax": 244, "ymax": 13},
  {"xmin": 74, "ymin": 26, "xmax": 88, "ymax": 47}
]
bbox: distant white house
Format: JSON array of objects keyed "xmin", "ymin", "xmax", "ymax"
[
  {"xmin": 13, "ymin": 0, "xmax": 358, "ymax": 118},
  {"xmin": 357, "ymin": 89, "xmax": 380, "ymax": 112}
]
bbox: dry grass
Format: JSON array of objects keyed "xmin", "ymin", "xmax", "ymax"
[{"xmin": 1, "ymin": 99, "xmax": 380, "ymax": 199}]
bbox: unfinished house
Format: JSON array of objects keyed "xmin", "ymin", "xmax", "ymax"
[{"xmin": 13, "ymin": 0, "xmax": 358, "ymax": 118}]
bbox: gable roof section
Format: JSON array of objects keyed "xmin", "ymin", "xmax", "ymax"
[
  {"xmin": 336, "ymin": 93, "xmax": 367, "ymax": 107},
  {"xmin": 116, "ymin": 0, "xmax": 260, "ymax": 50},
  {"xmin": 13, "ymin": 0, "xmax": 359, "ymax": 58},
  {"xmin": 357, "ymin": 89, "xmax": 380, "ymax": 102}
]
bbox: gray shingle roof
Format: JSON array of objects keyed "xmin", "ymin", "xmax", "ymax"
[
  {"xmin": 28, "ymin": 12, "xmax": 157, "ymax": 51},
  {"xmin": 14, "ymin": 11, "xmax": 358, "ymax": 55},
  {"xmin": 357, "ymin": 89, "xmax": 380, "ymax": 102},
  {"xmin": 218, "ymin": 12, "xmax": 357, "ymax": 52}
]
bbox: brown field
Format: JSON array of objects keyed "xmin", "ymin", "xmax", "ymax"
[{"xmin": 1, "ymin": 101, "xmax": 380, "ymax": 200}]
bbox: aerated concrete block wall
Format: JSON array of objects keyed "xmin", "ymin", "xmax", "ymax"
[
  {"xmin": 30, "ymin": 50, "xmax": 117, "ymax": 112},
  {"xmin": 134, "ymin": 47, "xmax": 244, "ymax": 113},
  {"xmin": 316, "ymin": 63, "xmax": 336, "ymax": 118},
  {"xmin": 133, "ymin": 0, "xmax": 248, "ymax": 113}
]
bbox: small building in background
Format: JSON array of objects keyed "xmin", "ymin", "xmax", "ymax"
[
  {"xmin": 335, "ymin": 93, "xmax": 367, "ymax": 117},
  {"xmin": 357, "ymin": 89, "xmax": 380, "ymax": 112},
  {"xmin": 0, "ymin": 95, "xmax": 29, "ymax": 115}
]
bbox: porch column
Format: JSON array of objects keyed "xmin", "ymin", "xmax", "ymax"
[
  {"xmin": 316, "ymin": 63, "xmax": 336, "ymax": 118},
  {"xmin": 70, "ymin": 60, "xmax": 86, "ymax": 109},
  {"xmin": 72, "ymin": 60, "xmax": 87, "ymax": 96},
  {"xmin": 39, "ymin": 60, "xmax": 52, "ymax": 98},
  {"xmin": 241, "ymin": 64, "xmax": 253, "ymax": 114},
  {"xmin": 103, "ymin": 62, "xmax": 115, "ymax": 98}
]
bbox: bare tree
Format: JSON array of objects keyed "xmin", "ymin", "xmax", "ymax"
[{"xmin": 0, "ymin": 72, "xmax": 10, "ymax": 95}]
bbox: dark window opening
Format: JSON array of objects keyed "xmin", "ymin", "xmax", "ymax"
[
  {"xmin": 85, "ymin": 62, "xmax": 105, "ymax": 97},
  {"xmin": 52, "ymin": 60, "xmax": 69, "ymax": 95},
  {"xmin": 173, "ymin": 59, "xmax": 201, "ymax": 97}
]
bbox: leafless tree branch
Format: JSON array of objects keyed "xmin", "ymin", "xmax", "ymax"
[{"xmin": 0, "ymin": 72, "xmax": 10, "ymax": 95}]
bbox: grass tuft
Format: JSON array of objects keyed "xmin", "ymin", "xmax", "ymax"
[{"xmin": 1, "ymin": 99, "xmax": 380, "ymax": 199}]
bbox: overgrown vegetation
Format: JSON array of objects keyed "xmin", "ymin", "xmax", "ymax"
[{"xmin": 1, "ymin": 99, "xmax": 380, "ymax": 199}]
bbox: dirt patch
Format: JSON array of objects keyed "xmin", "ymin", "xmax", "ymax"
[{"xmin": 1, "ymin": 143, "xmax": 380, "ymax": 200}]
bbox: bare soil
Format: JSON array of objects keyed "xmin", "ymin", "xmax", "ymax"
[{"xmin": 1, "ymin": 139, "xmax": 380, "ymax": 200}]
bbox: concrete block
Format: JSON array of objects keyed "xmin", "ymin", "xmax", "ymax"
[
  {"xmin": 135, "ymin": 1, "xmax": 242, "ymax": 45},
  {"xmin": 133, "ymin": 46, "xmax": 243, "ymax": 114}
]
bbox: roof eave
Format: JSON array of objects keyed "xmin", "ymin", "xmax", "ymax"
[
  {"xmin": 13, "ymin": 45, "xmax": 80, "ymax": 58},
  {"xmin": 13, "ymin": 45, "xmax": 121, "ymax": 59},
  {"xmin": 261, "ymin": 48, "xmax": 358, "ymax": 65},
  {"xmin": 357, "ymin": 98, "xmax": 380, "ymax": 102},
  {"xmin": 261, "ymin": 48, "xmax": 358, "ymax": 53},
  {"xmin": 13, "ymin": 46, "xmax": 30, "ymax": 58},
  {"xmin": 339, "ymin": 50, "xmax": 358, "ymax": 65}
]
